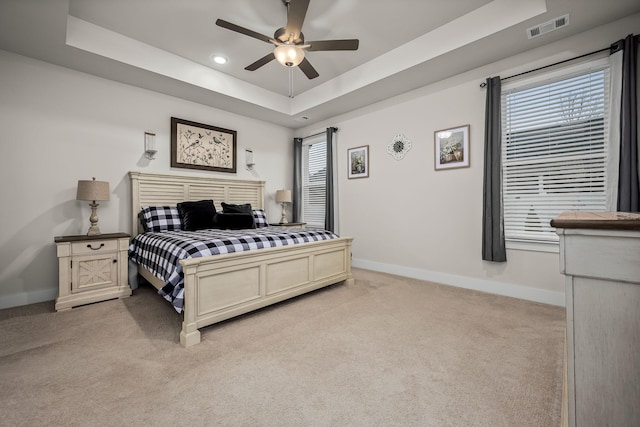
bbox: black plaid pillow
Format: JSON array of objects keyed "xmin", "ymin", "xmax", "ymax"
[
  {"xmin": 140, "ymin": 206, "xmax": 182, "ymax": 232},
  {"xmin": 252, "ymin": 209, "xmax": 268, "ymax": 228}
]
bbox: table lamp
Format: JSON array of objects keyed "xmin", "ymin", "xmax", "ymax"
[
  {"xmin": 76, "ymin": 177, "xmax": 110, "ymax": 236},
  {"xmin": 275, "ymin": 189, "xmax": 292, "ymax": 224}
]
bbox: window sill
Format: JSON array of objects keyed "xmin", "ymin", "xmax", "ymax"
[{"xmin": 506, "ymin": 240, "xmax": 559, "ymax": 254}]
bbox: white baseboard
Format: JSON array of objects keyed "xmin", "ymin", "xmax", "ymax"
[
  {"xmin": 1, "ymin": 262, "xmax": 565, "ymax": 310},
  {"xmin": 352, "ymin": 258, "xmax": 565, "ymax": 307},
  {"xmin": 0, "ymin": 288, "xmax": 57, "ymax": 310}
]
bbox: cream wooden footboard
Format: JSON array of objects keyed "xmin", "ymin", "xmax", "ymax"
[
  {"xmin": 129, "ymin": 171, "xmax": 354, "ymax": 347},
  {"xmin": 179, "ymin": 237, "xmax": 353, "ymax": 346}
]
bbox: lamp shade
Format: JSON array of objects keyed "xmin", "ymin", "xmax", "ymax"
[
  {"xmin": 275, "ymin": 189, "xmax": 292, "ymax": 203},
  {"xmin": 76, "ymin": 178, "xmax": 110, "ymax": 201}
]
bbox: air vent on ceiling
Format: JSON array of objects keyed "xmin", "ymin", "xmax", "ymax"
[{"xmin": 526, "ymin": 14, "xmax": 569, "ymax": 39}]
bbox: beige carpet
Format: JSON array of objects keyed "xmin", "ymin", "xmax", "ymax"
[{"xmin": 0, "ymin": 268, "xmax": 565, "ymax": 426}]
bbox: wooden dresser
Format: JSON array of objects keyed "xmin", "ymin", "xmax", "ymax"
[{"xmin": 551, "ymin": 212, "xmax": 640, "ymax": 427}]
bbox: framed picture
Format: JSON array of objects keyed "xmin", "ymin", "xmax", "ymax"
[
  {"xmin": 171, "ymin": 117, "xmax": 237, "ymax": 173},
  {"xmin": 434, "ymin": 124, "xmax": 470, "ymax": 170},
  {"xmin": 348, "ymin": 145, "xmax": 369, "ymax": 179}
]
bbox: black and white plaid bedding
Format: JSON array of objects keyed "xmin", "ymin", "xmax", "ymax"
[
  {"xmin": 128, "ymin": 226, "xmax": 338, "ymax": 313},
  {"xmin": 140, "ymin": 205, "xmax": 182, "ymax": 232}
]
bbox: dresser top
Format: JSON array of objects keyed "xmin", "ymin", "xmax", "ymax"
[{"xmin": 551, "ymin": 212, "xmax": 640, "ymax": 230}]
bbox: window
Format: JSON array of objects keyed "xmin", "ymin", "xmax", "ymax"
[
  {"xmin": 301, "ymin": 137, "xmax": 326, "ymax": 228},
  {"xmin": 501, "ymin": 59, "xmax": 610, "ymax": 251}
]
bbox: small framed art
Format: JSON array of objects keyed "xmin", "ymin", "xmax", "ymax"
[
  {"xmin": 348, "ymin": 145, "xmax": 369, "ymax": 179},
  {"xmin": 171, "ymin": 117, "xmax": 237, "ymax": 173},
  {"xmin": 434, "ymin": 125, "xmax": 470, "ymax": 171}
]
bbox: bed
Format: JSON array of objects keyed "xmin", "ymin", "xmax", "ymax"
[{"xmin": 129, "ymin": 171, "xmax": 354, "ymax": 347}]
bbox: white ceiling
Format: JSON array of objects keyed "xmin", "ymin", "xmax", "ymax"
[{"xmin": 1, "ymin": 0, "xmax": 639, "ymax": 128}]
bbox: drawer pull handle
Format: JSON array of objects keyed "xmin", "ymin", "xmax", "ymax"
[{"xmin": 87, "ymin": 243, "xmax": 105, "ymax": 251}]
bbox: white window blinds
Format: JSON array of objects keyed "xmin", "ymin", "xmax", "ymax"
[
  {"xmin": 302, "ymin": 139, "xmax": 326, "ymax": 228},
  {"xmin": 501, "ymin": 61, "xmax": 610, "ymax": 246}
]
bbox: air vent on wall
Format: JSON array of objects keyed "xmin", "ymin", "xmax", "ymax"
[{"xmin": 526, "ymin": 14, "xmax": 569, "ymax": 39}]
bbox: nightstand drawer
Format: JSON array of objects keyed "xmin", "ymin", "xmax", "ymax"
[{"xmin": 71, "ymin": 239, "xmax": 118, "ymax": 255}]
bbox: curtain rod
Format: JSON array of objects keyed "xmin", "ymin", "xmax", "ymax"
[
  {"xmin": 300, "ymin": 127, "xmax": 338, "ymax": 140},
  {"xmin": 479, "ymin": 46, "xmax": 611, "ymax": 88}
]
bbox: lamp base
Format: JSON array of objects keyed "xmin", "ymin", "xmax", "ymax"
[
  {"xmin": 86, "ymin": 225, "xmax": 102, "ymax": 236},
  {"xmin": 280, "ymin": 202, "xmax": 288, "ymax": 224},
  {"xmin": 86, "ymin": 201, "xmax": 102, "ymax": 236}
]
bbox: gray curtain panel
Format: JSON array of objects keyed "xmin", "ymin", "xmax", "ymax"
[
  {"xmin": 325, "ymin": 127, "xmax": 337, "ymax": 232},
  {"xmin": 482, "ymin": 76, "xmax": 507, "ymax": 262},
  {"xmin": 617, "ymin": 33, "xmax": 639, "ymax": 212},
  {"xmin": 292, "ymin": 137, "xmax": 303, "ymax": 223}
]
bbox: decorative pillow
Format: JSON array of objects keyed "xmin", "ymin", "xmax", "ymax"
[
  {"xmin": 221, "ymin": 202, "xmax": 252, "ymax": 214},
  {"xmin": 221, "ymin": 202, "xmax": 255, "ymax": 228},
  {"xmin": 252, "ymin": 209, "xmax": 268, "ymax": 228},
  {"xmin": 177, "ymin": 200, "xmax": 216, "ymax": 231},
  {"xmin": 214, "ymin": 212, "xmax": 256, "ymax": 230},
  {"xmin": 139, "ymin": 206, "xmax": 182, "ymax": 232}
]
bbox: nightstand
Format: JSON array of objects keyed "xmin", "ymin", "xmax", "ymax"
[
  {"xmin": 269, "ymin": 222, "xmax": 307, "ymax": 229},
  {"xmin": 54, "ymin": 232, "xmax": 131, "ymax": 311}
]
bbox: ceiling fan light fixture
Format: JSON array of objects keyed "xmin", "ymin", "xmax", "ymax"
[
  {"xmin": 274, "ymin": 44, "xmax": 304, "ymax": 67},
  {"xmin": 215, "ymin": 0, "xmax": 358, "ymax": 79}
]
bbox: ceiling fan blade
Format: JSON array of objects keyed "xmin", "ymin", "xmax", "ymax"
[
  {"xmin": 298, "ymin": 57, "xmax": 319, "ymax": 79},
  {"xmin": 245, "ymin": 53, "xmax": 276, "ymax": 71},
  {"xmin": 285, "ymin": 0, "xmax": 310, "ymax": 41},
  {"xmin": 306, "ymin": 39, "xmax": 360, "ymax": 51},
  {"xmin": 216, "ymin": 19, "xmax": 274, "ymax": 44}
]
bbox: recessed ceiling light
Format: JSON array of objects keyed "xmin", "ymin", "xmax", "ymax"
[{"xmin": 211, "ymin": 54, "xmax": 228, "ymax": 65}]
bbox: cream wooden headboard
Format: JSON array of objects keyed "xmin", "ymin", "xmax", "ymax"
[{"xmin": 129, "ymin": 171, "xmax": 265, "ymax": 235}]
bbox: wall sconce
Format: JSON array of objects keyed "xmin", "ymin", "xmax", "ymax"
[
  {"xmin": 144, "ymin": 131, "xmax": 157, "ymax": 160},
  {"xmin": 76, "ymin": 177, "xmax": 110, "ymax": 236},
  {"xmin": 275, "ymin": 189, "xmax": 292, "ymax": 224},
  {"xmin": 245, "ymin": 149, "xmax": 255, "ymax": 170}
]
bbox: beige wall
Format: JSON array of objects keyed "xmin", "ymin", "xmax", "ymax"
[
  {"xmin": 0, "ymin": 50, "xmax": 294, "ymax": 308},
  {"xmin": 299, "ymin": 14, "xmax": 640, "ymax": 306}
]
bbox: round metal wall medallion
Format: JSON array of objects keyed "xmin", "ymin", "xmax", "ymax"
[{"xmin": 387, "ymin": 134, "xmax": 412, "ymax": 160}]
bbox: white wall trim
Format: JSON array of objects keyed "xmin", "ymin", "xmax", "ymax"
[
  {"xmin": 352, "ymin": 258, "xmax": 565, "ymax": 307},
  {"xmin": 0, "ymin": 289, "xmax": 57, "ymax": 310}
]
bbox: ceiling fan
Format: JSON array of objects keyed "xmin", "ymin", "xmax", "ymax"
[{"xmin": 215, "ymin": 0, "xmax": 359, "ymax": 79}]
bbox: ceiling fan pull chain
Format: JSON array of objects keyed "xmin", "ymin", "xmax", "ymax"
[{"xmin": 288, "ymin": 67, "xmax": 294, "ymax": 98}]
